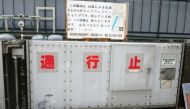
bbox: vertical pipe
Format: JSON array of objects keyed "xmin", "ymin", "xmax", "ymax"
[
  {"xmin": 4, "ymin": 18, "xmax": 8, "ymax": 32},
  {"xmin": 12, "ymin": 56, "xmax": 19, "ymax": 109},
  {"xmin": 25, "ymin": 41, "xmax": 31, "ymax": 109},
  {"xmin": 53, "ymin": 8, "xmax": 56, "ymax": 33},
  {"xmin": 4, "ymin": 55, "xmax": 10, "ymax": 109},
  {"xmin": 36, "ymin": 8, "xmax": 40, "ymax": 33},
  {"xmin": 36, "ymin": 18, "xmax": 40, "ymax": 33},
  {"xmin": 54, "ymin": 0, "xmax": 57, "ymax": 32},
  {"xmin": 44, "ymin": 0, "xmax": 47, "ymax": 33}
]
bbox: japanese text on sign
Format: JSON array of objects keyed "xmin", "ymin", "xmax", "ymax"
[
  {"xmin": 128, "ymin": 56, "xmax": 141, "ymax": 70},
  {"xmin": 66, "ymin": 1, "xmax": 128, "ymax": 40},
  {"xmin": 86, "ymin": 55, "xmax": 99, "ymax": 69},
  {"xmin": 37, "ymin": 52, "xmax": 58, "ymax": 72},
  {"xmin": 83, "ymin": 53, "xmax": 102, "ymax": 72},
  {"xmin": 126, "ymin": 54, "xmax": 144, "ymax": 73},
  {"xmin": 161, "ymin": 54, "xmax": 177, "ymax": 66},
  {"xmin": 41, "ymin": 54, "xmax": 55, "ymax": 69}
]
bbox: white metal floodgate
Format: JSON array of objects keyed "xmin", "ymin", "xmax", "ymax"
[
  {"xmin": 109, "ymin": 43, "xmax": 183, "ymax": 108},
  {"xmin": 29, "ymin": 41, "xmax": 67, "ymax": 109},
  {"xmin": 28, "ymin": 41, "xmax": 183, "ymax": 109},
  {"xmin": 110, "ymin": 43, "xmax": 156, "ymax": 107},
  {"xmin": 66, "ymin": 42, "xmax": 111, "ymax": 109},
  {"xmin": 29, "ymin": 41, "xmax": 111, "ymax": 109},
  {"xmin": 150, "ymin": 43, "xmax": 183, "ymax": 106}
]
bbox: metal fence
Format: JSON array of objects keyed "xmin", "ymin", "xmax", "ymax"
[{"xmin": 0, "ymin": 0, "xmax": 190, "ymax": 38}]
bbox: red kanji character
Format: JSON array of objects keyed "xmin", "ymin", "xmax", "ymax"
[
  {"xmin": 41, "ymin": 54, "xmax": 55, "ymax": 69},
  {"xmin": 86, "ymin": 55, "xmax": 99, "ymax": 69},
  {"xmin": 128, "ymin": 56, "xmax": 141, "ymax": 70}
]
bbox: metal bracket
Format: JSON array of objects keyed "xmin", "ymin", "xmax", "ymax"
[{"xmin": 1, "ymin": 15, "xmax": 14, "ymax": 32}]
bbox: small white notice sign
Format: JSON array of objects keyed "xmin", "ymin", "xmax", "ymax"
[
  {"xmin": 66, "ymin": 0, "xmax": 128, "ymax": 40},
  {"xmin": 161, "ymin": 58, "xmax": 176, "ymax": 66},
  {"xmin": 161, "ymin": 54, "xmax": 177, "ymax": 66}
]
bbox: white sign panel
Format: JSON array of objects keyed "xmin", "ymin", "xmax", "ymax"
[
  {"xmin": 161, "ymin": 54, "xmax": 177, "ymax": 66},
  {"xmin": 66, "ymin": 1, "xmax": 128, "ymax": 40}
]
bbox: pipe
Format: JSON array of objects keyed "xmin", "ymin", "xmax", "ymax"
[
  {"xmin": 12, "ymin": 56, "xmax": 19, "ymax": 109},
  {"xmin": 4, "ymin": 55, "xmax": 10, "ymax": 109}
]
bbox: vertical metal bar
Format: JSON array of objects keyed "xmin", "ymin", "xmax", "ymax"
[
  {"xmin": 34, "ymin": 0, "xmax": 36, "ymax": 31},
  {"xmin": 4, "ymin": 18, "xmax": 8, "ymax": 32},
  {"xmin": 149, "ymin": 0, "xmax": 153, "ymax": 32},
  {"xmin": 55, "ymin": 0, "xmax": 57, "ymax": 31},
  {"xmin": 0, "ymin": 42, "xmax": 5, "ymax": 109},
  {"xmin": 183, "ymin": 0, "xmax": 188, "ymax": 33},
  {"xmin": 12, "ymin": 56, "xmax": 19, "ymax": 109},
  {"xmin": 157, "ymin": 0, "xmax": 163, "ymax": 37},
  {"xmin": 132, "ymin": 0, "xmax": 135, "ymax": 31},
  {"xmin": 167, "ymin": 0, "xmax": 171, "ymax": 33},
  {"xmin": 26, "ymin": 41, "xmax": 31, "ymax": 109},
  {"xmin": 140, "ymin": 0, "xmax": 144, "ymax": 32},
  {"xmin": 36, "ymin": 8, "xmax": 40, "ymax": 33},
  {"xmin": 52, "ymin": 8, "xmax": 55, "ymax": 33},
  {"xmin": 52, "ymin": 7, "xmax": 55, "ymax": 33},
  {"xmin": 4, "ymin": 56, "xmax": 10, "ymax": 109},
  {"xmin": 175, "ymin": 0, "xmax": 180, "ymax": 33}
]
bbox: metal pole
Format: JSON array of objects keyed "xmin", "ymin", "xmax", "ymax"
[
  {"xmin": 4, "ymin": 56, "xmax": 10, "ymax": 109},
  {"xmin": 36, "ymin": 17, "xmax": 40, "ymax": 33},
  {"xmin": 4, "ymin": 17, "xmax": 9, "ymax": 32},
  {"xmin": 12, "ymin": 56, "xmax": 19, "ymax": 109},
  {"xmin": 53, "ymin": 7, "xmax": 56, "ymax": 33}
]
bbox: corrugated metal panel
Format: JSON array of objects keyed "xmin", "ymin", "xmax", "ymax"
[{"xmin": 0, "ymin": 0, "xmax": 190, "ymax": 35}]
